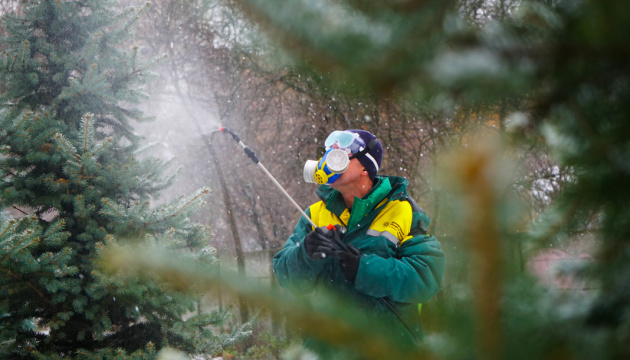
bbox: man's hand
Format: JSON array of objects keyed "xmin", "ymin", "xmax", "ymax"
[
  {"xmin": 338, "ymin": 244, "xmax": 362, "ymax": 283},
  {"xmin": 303, "ymin": 227, "xmax": 337, "ymax": 260}
]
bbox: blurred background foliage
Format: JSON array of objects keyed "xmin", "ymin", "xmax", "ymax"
[
  {"xmin": 121, "ymin": 0, "xmax": 630, "ymax": 358},
  {"xmin": 2, "ymin": 0, "xmax": 630, "ymax": 358},
  {"xmin": 109, "ymin": 0, "xmax": 630, "ymax": 358}
]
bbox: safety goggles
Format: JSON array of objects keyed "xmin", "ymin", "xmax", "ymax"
[
  {"xmin": 324, "ymin": 130, "xmax": 380, "ymax": 171},
  {"xmin": 324, "ymin": 131, "xmax": 364, "ymax": 153}
]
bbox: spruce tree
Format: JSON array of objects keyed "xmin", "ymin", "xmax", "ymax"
[{"xmin": 0, "ymin": 1, "xmax": 249, "ymax": 359}]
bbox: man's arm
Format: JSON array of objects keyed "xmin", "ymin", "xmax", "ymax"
[
  {"xmin": 352, "ymin": 234, "xmax": 445, "ymax": 303},
  {"xmin": 272, "ymin": 210, "xmax": 332, "ymax": 295}
]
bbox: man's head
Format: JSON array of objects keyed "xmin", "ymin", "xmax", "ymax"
[
  {"xmin": 324, "ymin": 129, "xmax": 382, "ymax": 181},
  {"xmin": 303, "ymin": 129, "xmax": 383, "ymax": 186},
  {"xmin": 345, "ymin": 129, "xmax": 382, "ymax": 182}
]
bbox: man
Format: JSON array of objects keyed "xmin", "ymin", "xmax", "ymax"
[{"xmin": 273, "ymin": 129, "xmax": 445, "ymax": 353}]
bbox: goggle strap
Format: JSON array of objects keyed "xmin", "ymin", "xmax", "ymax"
[
  {"xmin": 364, "ymin": 153, "xmax": 380, "ymax": 172},
  {"xmin": 349, "ymin": 138, "xmax": 378, "ymax": 159},
  {"xmin": 349, "ymin": 138, "xmax": 379, "ymax": 171}
]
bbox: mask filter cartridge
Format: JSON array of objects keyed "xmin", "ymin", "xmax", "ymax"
[{"xmin": 303, "ymin": 148, "xmax": 350, "ymax": 185}]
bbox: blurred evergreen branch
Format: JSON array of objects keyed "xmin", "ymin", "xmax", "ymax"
[
  {"xmin": 216, "ymin": 0, "xmax": 630, "ymax": 358},
  {"xmin": 101, "ymin": 243, "xmax": 436, "ymax": 360}
]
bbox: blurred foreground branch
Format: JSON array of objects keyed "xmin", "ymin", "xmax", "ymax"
[{"xmin": 100, "ymin": 244, "xmax": 436, "ymax": 360}]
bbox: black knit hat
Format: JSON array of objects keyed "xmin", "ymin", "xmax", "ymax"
[{"xmin": 347, "ymin": 129, "xmax": 383, "ymax": 182}]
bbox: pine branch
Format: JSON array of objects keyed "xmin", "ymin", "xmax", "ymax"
[
  {"xmin": 0, "ymin": 220, "xmax": 16, "ymax": 240},
  {"xmin": 32, "ymin": 129, "xmax": 58, "ymax": 147},
  {"xmin": 0, "ymin": 267, "xmax": 51, "ymax": 304},
  {"xmin": 130, "ymin": 54, "xmax": 168, "ymax": 77},
  {"xmin": 83, "ymin": 133, "xmax": 90, "ymax": 156},
  {"xmin": 54, "ymin": 133, "xmax": 79, "ymax": 158},
  {"xmin": 132, "ymin": 46, "xmax": 138, "ymax": 73},
  {"xmin": 91, "ymin": 138, "xmax": 114, "ymax": 159},
  {"xmin": 100, "ymin": 198, "xmax": 125, "ymax": 217},
  {"xmin": 49, "ymin": 248, "xmax": 72, "ymax": 268},
  {"xmin": 84, "ymin": 64, "xmax": 98, "ymax": 91},
  {"xmin": 76, "ymin": 348, "xmax": 108, "ymax": 359},
  {"xmin": 38, "ymin": 252, "xmax": 52, "ymax": 264},
  {"xmin": 120, "ymin": 2, "xmax": 153, "ymax": 36},
  {"xmin": 9, "ymin": 53, "xmax": 18, "ymax": 72},
  {"xmin": 20, "ymin": 40, "xmax": 28, "ymax": 70},
  {"xmin": 0, "ymin": 110, "xmax": 33, "ymax": 142},
  {"xmin": 160, "ymin": 227, "xmax": 176, "ymax": 246},
  {"xmin": 0, "ymin": 233, "xmax": 38, "ymax": 263},
  {"xmin": 168, "ymin": 188, "xmax": 210, "ymax": 219},
  {"xmin": 81, "ymin": 32, "xmax": 103, "ymax": 62},
  {"xmin": 81, "ymin": 113, "xmax": 95, "ymax": 153}
]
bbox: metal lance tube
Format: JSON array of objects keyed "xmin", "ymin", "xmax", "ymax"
[{"xmin": 218, "ymin": 127, "xmax": 317, "ymax": 229}]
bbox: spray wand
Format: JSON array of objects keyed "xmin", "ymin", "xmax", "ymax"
[{"xmin": 217, "ymin": 127, "xmax": 318, "ymax": 229}]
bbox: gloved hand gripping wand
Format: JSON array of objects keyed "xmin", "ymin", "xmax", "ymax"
[{"xmin": 219, "ymin": 127, "xmax": 318, "ymax": 229}]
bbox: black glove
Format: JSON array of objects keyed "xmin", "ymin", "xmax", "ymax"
[
  {"xmin": 303, "ymin": 227, "xmax": 336, "ymax": 260},
  {"xmin": 337, "ymin": 244, "xmax": 362, "ymax": 283}
]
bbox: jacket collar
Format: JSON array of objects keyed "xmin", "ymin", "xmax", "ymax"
[{"xmin": 316, "ymin": 176, "xmax": 408, "ymax": 227}]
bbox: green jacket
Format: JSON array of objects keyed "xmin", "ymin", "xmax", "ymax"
[{"xmin": 273, "ymin": 176, "xmax": 445, "ymax": 347}]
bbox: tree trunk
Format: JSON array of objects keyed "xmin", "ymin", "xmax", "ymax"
[{"xmin": 212, "ymin": 137, "xmax": 249, "ymax": 323}]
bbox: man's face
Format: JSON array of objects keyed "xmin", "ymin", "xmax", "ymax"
[{"xmin": 329, "ymin": 157, "xmax": 365, "ymax": 190}]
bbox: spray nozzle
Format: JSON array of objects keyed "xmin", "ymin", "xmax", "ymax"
[
  {"xmin": 219, "ymin": 127, "xmax": 317, "ymax": 228},
  {"xmin": 220, "ymin": 127, "xmax": 240, "ymax": 142}
]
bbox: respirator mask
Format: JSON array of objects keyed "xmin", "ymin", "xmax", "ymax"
[
  {"xmin": 303, "ymin": 131, "xmax": 366, "ymax": 185},
  {"xmin": 303, "ymin": 148, "xmax": 351, "ymax": 184}
]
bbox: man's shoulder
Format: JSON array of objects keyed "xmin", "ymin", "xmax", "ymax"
[
  {"xmin": 378, "ymin": 176, "xmax": 432, "ymax": 235},
  {"xmin": 315, "ymin": 184, "xmax": 336, "ymax": 202},
  {"xmin": 307, "ymin": 199, "xmax": 327, "ymax": 212},
  {"xmin": 379, "ymin": 175, "xmax": 409, "ymax": 190}
]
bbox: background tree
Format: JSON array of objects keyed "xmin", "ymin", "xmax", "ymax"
[{"xmin": 0, "ymin": 1, "xmax": 250, "ymax": 359}]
